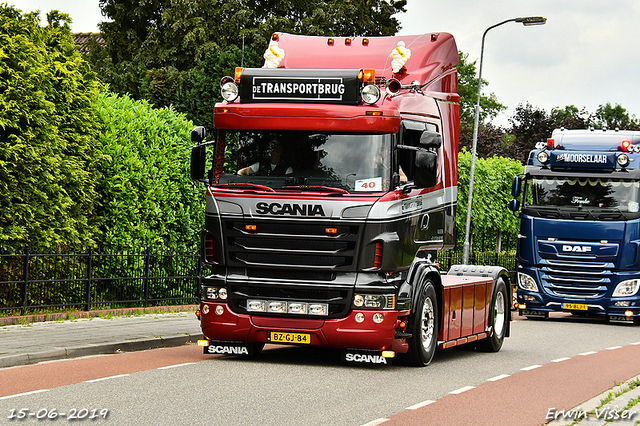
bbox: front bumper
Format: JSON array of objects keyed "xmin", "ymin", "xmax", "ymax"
[
  {"xmin": 517, "ymin": 290, "xmax": 640, "ymax": 318},
  {"xmin": 199, "ymin": 301, "xmax": 410, "ymax": 353}
]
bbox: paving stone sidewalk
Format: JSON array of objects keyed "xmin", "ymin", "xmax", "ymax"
[{"xmin": 0, "ymin": 312, "xmax": 203, "ymax": 369}]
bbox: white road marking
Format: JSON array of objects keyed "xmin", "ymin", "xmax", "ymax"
[
  {"xmin": 406, "ymin": 400, "xmax": 435, "ymax": 410},
  {"xmin": 158, "ymin": 362, "xmax": 196, "ymax": 370},
  {"xmin": 0, "ymin": 389, "xmax": 49, "ymax": 400},
  {"xmin": 551, "ymin": 357, "xmax": 571, "ymax": 363},
  {"xmin": 521, "ymin": 365, "xmax": 542, "ymax": 371},
  {"xmin": 85, "ymin": 374, "xmax": 130, "ymax": 383},
  {"xmin": 450, "ymin": 385, "xmax": 475, "ymax": 395},
  {"xmin": 487, "ymin": 374, "xmax": 510, "ymax": 382}
]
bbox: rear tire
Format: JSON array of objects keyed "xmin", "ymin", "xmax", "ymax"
[
  {"xmin": 406, "ymin": 280, "xmax": 439, "ymax": 366},
  {"xmin": 477, "ymin": 278, "xmax": 508, "ymax": 352}
]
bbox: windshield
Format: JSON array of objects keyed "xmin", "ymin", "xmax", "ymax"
[
  {"xmin": 218, "ymin": 131, "xmax": 393, "ymax": 193},
  {"xmin": 526, "ymin": 176, "xmax": 640, "ymax": 213}
]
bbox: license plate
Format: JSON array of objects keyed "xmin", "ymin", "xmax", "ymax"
[
  {"xmin": 562, "ymin": 303, "xmax": 588, "ymax": 311},
  {"xmin": 267, "ymin": 331, "xmax": 311, "ymax": 344}
]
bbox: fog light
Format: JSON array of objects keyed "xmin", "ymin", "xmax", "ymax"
[
  {"xmin": 268, "ymin": 301, "xmax": 287, "ymax": 313},
  {"xmin": 247, "ymin": 299, "xmax": 266, "ymax": 312},
  {"xmin": 625, "ymin": 310, "xmax": 633, "ymax": 317},
  {"xmin": 288, "ymin": 302, "xmax": 308, "ymax": 314},
  {"xmin": 523, "ymin": 295, "xmax": 536, "ymax": 302},
  {"xmin": 215, "ymin": 305, "xmax": 224, "ymax": 315},
  {"xmin": 197, "ymin": 340, "xmax": 209, "ymax": 347},
  {"xmin": 382, "ymin": 350, "xmax": 395, "ymax": 358},
  {"xmin": 615, "ymin": 301, "xmax": 631, "ymax": 307},
  {"xmin": 309, "ymin": 303, "xmax": 329, "ymax": 316},
  {"xmin": 355, "ymin": 312, "xmax": 365, "ymax": 323},
  {"xmin": 202, "ymin": 304, "xmax": 210, "ymax": 315},
  {"xmin": 373, "ymin": 313, "xmax": 384, "ymax": 324}
]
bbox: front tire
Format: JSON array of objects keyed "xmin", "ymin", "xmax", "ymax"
[
  {"xmin": 477, "ymin": 278, "xmax": 508, "ymax": 352},
  {"xmin": 406, "ymin": 280, "xmax": 439, "ymax": 366}
]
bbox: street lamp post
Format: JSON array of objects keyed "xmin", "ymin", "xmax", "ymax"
[{"xmin": 461, "ymin": 16, "xmax": 546, "ymax": 265}]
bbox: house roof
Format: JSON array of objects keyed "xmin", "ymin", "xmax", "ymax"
[{"xmin": 72, "ymin": 32, "xmax": 105, "ymax": 55}]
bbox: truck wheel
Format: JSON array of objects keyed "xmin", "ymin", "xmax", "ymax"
[
  {"xmin": 477, "ymin": 278, "xmax": 508, "ymax": 352},
  {"xmin": 406, "ymin": 280, "xmax": 439, "ymax": 367}
]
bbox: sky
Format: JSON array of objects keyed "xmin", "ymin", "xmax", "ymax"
[{"xmin": 8, "ymin": 0, "xmax": 640, "ymax": 127}]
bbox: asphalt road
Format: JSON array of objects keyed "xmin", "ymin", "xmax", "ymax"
[{"xmin": 1, "ymin": 314, "xmax": 639, "ymax": 426}]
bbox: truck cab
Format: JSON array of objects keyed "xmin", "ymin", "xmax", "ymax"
[
  {"xmin": 191, "ymin": 32, "xmax": 511, "ymax": 366},
  {"xmin": 510, "ymin": 128, "xmax": 640, "ymax": 324}
]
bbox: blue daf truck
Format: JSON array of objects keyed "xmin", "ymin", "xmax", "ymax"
[{"xmin": 509, "ymin": 128, "xmax": 640, "ymax": 324}]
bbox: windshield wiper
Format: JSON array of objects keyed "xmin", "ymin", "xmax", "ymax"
[
  {"xmin": 282, "ymin": 185, "xmax": 349, "ymax": 194},
  {"xmin": 215, "ymin": 183, "xmax": 276, "ymax": 193}
]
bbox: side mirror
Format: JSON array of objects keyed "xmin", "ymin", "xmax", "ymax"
[
  {"xmin": 508, "ymin": 198, "xmax": 520, "ymax": 212},
  {"xmin": 511, "ymin": 176, "xmax": 522, "ymax": 197},
  {"xmin": 420, "ymin": 131, "xmax": 442, "ymax": 149},
  {"xmin": 190, "ymin": 144, "xmax": 207, "ymax": 181},
  {"xmin": 414, "ymin": 150, "xmax": 438, "ymax": 188},
  {"xmin": 191, "ymin": 126, "xmax": 206, "ymax": 144}
]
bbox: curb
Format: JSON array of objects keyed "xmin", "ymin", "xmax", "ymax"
[{"xmin": 0, "ymin": 333, "xmax": 204, "ymax": 369}]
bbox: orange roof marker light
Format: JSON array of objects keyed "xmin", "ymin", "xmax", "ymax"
[
  {"xmin": 362, "ymin": 38, "xmax": 369, "ymax": 46},
  {"xmin": 360, "ymin": 70, "xmax": 381, "ymax": 105},
  {"xmin": 327, "ymin": 38, "xmax": 335, "ymax": 46}
]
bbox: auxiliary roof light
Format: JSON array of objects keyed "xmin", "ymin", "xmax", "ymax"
[
  {"xmin": 620, "ymin": 140, "xmax": 632, "ymax": 151},
  {"xmin": 617, "ymin": 153, "xmax": 630, "ymax": 168},
  {"xmin": 220, "ymin": 79, "xmax": 239, "ymax": 102},
  {"xmin": 537, "ymin": 151, "xmax": 550, "ymax": 165},
  {"xmin": 361, "ymin": 84, "xmax": 381, "ymax": 105}
]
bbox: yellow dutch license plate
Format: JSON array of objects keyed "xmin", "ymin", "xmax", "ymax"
[
  {"xmin": 563, "ymin": 303, "xmax": 588, "ymax": 311},
  {"xmin": 267, "ymin": 331, "xmax": 311, "ymax": 344}
]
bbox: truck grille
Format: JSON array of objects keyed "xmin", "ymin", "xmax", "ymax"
[
  {"xmin": 539, "ymin": 259, "xmax": 611, "ymax": 298},
  {"xmin": 224, "ymin": 219, "xmax": 359, "ymax": 270}
]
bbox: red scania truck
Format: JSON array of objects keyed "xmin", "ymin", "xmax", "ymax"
[{"xmin": 190, "ymin": 32, "xmax": 511, "ymax": 366}]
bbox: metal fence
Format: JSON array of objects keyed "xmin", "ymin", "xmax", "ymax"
[
  {"xmin": 0, "ymin": 245, "xmax": 517, "ymax": 316},
  {"xmin": 0, "ymin": 246, "xmax": 201, "ymax": 316}
]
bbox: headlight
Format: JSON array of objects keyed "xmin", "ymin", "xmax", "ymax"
[
  {"xmin": 352, "ymin": 293, "xmax": 395, "ymax": 309},
  {"xmin": 204, "ymin": 286, "xmax": 228, "ymax": 301},
  {"xmin": 537, "ymin": 151, "xmax": 549, "ymax": 164},
  {"xmin": 518, "ymin": 273, "xmax": 539, "ymax": 292},
  {"xmin": 612, "ymin": 279, "xmax": 640, "ymax": 297},
  {"xmin": 221, "ymin": 81, "xmax": 239, "ymax": 102},
  {"xmin": 361, "ymin": 84, "xmax": 381, "ymax": 105}
]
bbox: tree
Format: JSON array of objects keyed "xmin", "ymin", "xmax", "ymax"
[
  {"xmin": 91, "ymin": 0, "xmax": 408, "ymax": 111},
  {"xmin": 0, "ymin": 5, "xmax": 104, "ymax": 247},
  {"xmin": 593, "ymin": 102, "xmax": 640, "ymax": 130}
]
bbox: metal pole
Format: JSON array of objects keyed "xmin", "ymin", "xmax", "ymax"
[{"xmin": 461, "ymin": 17, "xmax": 546, "ymax": 264}]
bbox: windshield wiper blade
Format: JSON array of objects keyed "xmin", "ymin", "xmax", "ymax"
[
  {"xmin": 282, "ymin": 185, "xmax": 349, "ymax": 194},
  {"xmin": 215, "ymin": 183, "xmax": 276, "ymax": 193}
]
